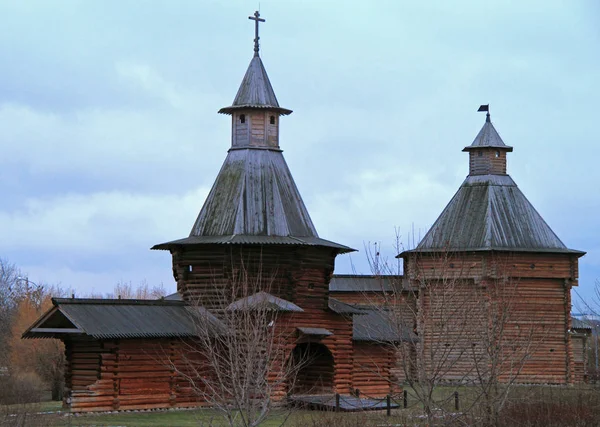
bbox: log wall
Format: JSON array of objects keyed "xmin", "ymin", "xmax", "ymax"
[
  {"xmin": 352, "ymin": 342, "xmax": 394, "ymax": 397},
  {"xmin": 403, "ymin": 251, "xmax": 579, "ymax": 385},
  {"xmin": 64, "ymin": 338, "xmax": 201, "ymax": 412},
  {"xmin": 571, "ymin": 334, "xmax": 588, "ymax": 383},
  {"xmin": 171, "ymin": 245, "xmax": 336, "ymax": 312},
  {"xmin": 171, "ymin": 244, "xmax": 355, "ymax": 397}
]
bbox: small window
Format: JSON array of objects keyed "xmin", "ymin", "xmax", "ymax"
[
  {"xmin": 270, "ymin": 115, "xmax": 275, "ymax": 125},
  {"xmin": 239, "ymin": 114, "xmax": 246, "ymax": 124},
  {"xmin": 495, "ymin": 151, "xmax": 500, "ymax": 158},
  {"xmin": 478, "ymin": 151, "xmax": 483, "ymax": 157}
]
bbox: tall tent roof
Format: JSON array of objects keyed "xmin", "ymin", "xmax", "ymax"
[
  {"xmin": 414, "ymin": 174, "xmax": 581, "ymax": 254},
  {"xmin": 218, "ymin": 56, "xmax": 292, "ymax": 115},
  {"xmin": 153, "ymin": 14, "xmax": 352, "ymax": 254},
  {"xmin": 152, "ymin": 148, "xmax": 353, "ymax": 253},
  {"xmin": 409, "ymin": 111, "xmax": 582, "ymax": 256}
]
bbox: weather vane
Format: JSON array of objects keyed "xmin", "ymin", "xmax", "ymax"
[
  {"xmin": 478, "ymin": 104, "xmax": 491, "ymax": 122},
  {"xmin": 249, "ymin": 11, "xmax": 265, "ymax": 57}
]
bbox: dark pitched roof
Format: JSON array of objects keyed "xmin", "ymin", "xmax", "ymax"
[
  {"xmin": 412, "ymin": 174, "xmax": 584, "ymax": 255},
  {"xmin": 462, "ymin": 117, "xmax": 513, "ymax": 152},
  {"xmin": 218, "ymin": 56, "xmax": 292, "ymax": 115},
  {"xmin": 164, "ymin": 292, "xmax": 183, "ymax": 301},
  {"xmin": 329, "ymin": 275, "xmax": 398, "ymax": 292},
  {"xmin": 226, "ymin": 291, "xmax": 303, "ymax": 312},
  {"xmin": 328, "ymin": 298, "xmax": 364, "ymax": 315},
  {"xmin": 152, "ymin": 148, "xmax": 354, "ymax": 253},
  {"xmin": 571, "ymin": 318, "xmax": 593, "ymax": 331},
  {"xmin": 23, "ymin": 298, "xmax": 225, "ymax": 340},
  {"xmin": 297, "ymin": 327, "xmax": 333, "ymax": 337},
  {"xmin": 352, "ymin": 308, "xmax": 417, "ymax": 343}
]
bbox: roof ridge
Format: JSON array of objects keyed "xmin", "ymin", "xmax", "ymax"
[{"xmin": 52, "ymin": 298, "xmax": 186, "ymax": 306}]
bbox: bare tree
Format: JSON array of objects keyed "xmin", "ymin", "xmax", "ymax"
[
  {"xmin": 0, "ymin": 258, "xmax": 22, "ymax": 366},
  {"xmin": 10, "ymin": 290, "xmax": 66, "ymax": 401},
  {"xmin": 467, "ymin": 264, "xmax": 539, "ymax": 427},
  {"xmin": 86, "ymin": 280, "xmax": 167, "ymax": 299},
  {"xmin": 171, "ymin": 261, "xmax": 301, "ymax": 427},
  {"xmin": 363, "ymin": 241, "xmax": 539, "ymax": 426}
]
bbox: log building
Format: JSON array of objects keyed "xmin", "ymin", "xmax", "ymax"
[{"xmin": 23, "ymin": 13, "xmax": 589, "ymax": 412}]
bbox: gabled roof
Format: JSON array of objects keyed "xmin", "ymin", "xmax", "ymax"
[
  {"xmin": 413, "ymin": 174, "xmax": 584, "ymax": 255},
  {"xmin": 23, "ymin": 298, "xmax": 226, "ymax": 340},
  {"xmin": 226, "ymin": 291, "xmax": 303, "ymax": 312},
  {"xmin": 152, "ymin": 149, "xmax": 354, "ymax": 253},
  {"xmin": 218, "ymin": 56, "xmax": 292, "ymax": 115},
  {"xmin": 462, "ymin": 116, "xmax": 513, "ymax": 152}
]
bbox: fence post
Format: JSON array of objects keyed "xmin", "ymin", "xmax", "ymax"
[
  {"xmin": 403, "ymin": 389, "xmax": 408, "ymax": 408},
  {"xmin": 386, "ymin": 394, "xmax": 391, "ymax": 416},
  {"xmin": 454, "ymin": 391, "xmax": 459, "ymax": 411},
  {"xmin": 335, "ymin": 393, "xmax": 340, "ymax": 412}
]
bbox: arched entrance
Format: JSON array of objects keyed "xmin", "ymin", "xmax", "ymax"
[{"xmin": 290, "ymin": 342, "xmax": 334, "ymax": 395}]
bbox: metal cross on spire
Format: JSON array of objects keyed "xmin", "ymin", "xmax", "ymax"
[{"xmin": 248, "ymin": 11, "xmax": 265, "ymax": 57}]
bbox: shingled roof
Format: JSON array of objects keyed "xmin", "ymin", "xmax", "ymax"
[
  {"xmin": 153, "ymin": 37, "xmax": 353, "ymax": 254},
  {"xmin": 462, "ymin": 114, "xmax": 513, "ymax": 151},
  {"xmin": 410, "ymin": 114, "xmax": 583, "ymax": 256},
  {"xmin": 152, "ymin": 149, "xmax": 354, "ymax": 252},
  {"xmin": 414, "ymin": 174, "xmax": 582, "ymax": 254},
  {"xmin": 218, "ymin": 56, "xmax": 292, "ymax": 115}
]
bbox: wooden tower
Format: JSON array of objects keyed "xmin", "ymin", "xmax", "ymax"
[
  {"xmin": 152, "ymin": 12, "xmax": 356, "ymax": 396},
  {"xmin": 401, "ymin": 107, "xmax": 585, "ymax": 384}
]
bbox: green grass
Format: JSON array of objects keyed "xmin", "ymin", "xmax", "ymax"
[
  {"xmin": 59, "ymin": 409, "xmax": 297, "ymax": 427},
  {"xmin": 1, "ymin": 400, "xmax": 63, "ymax": 414}
]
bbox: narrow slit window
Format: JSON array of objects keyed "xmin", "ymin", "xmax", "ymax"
[
  {"xmin": 270, "ymin": 115, "xmax": 275, "ymax": 125},
  {"xmin": 495, "ymin": 151, "xmax": 500, "ymax": 158},
  {"xmin": 240, "ymin": 114, "xmax": 246, "ymax": 124}
]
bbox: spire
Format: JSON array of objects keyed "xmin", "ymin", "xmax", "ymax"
[
  {"xmin": 462, "ymin": 106, "xmax": 513, "ymax": 176},
  {"xmin": 218, "ymin": 12, "xmax": 292, "ymax": 116},
  {"xmin": 463, "ymin": 105, "xmax": 513, "ymax": 152},
  {"xmin": 152, "ymin": 12, "xmax": 352, "ymax": 254},
  {"xmin": 414, "ymin": 106, "xmax": 583, "ymax": 255}
]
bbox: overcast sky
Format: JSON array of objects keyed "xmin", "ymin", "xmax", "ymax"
[{"xmin": 0, "ymin": 1, "xmax": 598, "ymax": 304}]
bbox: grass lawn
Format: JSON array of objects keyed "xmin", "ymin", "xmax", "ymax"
[{"xmin": 59, "ymin": 409, "xmax": 363, "ymax": 427}]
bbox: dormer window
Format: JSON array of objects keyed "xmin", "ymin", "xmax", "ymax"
[
  {"xmin": 270, "ymin": 115, "xmax": 275, "ymax": 125},
  {"xmin": 240, "ymin": 114, "xmax": 246, "ymax": 124}
]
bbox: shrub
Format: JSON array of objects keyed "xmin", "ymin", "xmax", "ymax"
[{"xmin": 0, "ymin": 371, "xmax": 45, "ymax": 405}]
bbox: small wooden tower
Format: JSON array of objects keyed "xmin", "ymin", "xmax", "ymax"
[
  {"xmin": 401, "ymin": 106, "xmax": 585, "ymax": 384},
  {"xmin": 153, "ymin": 12, "xmax": 355, "ymax": 396}
]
